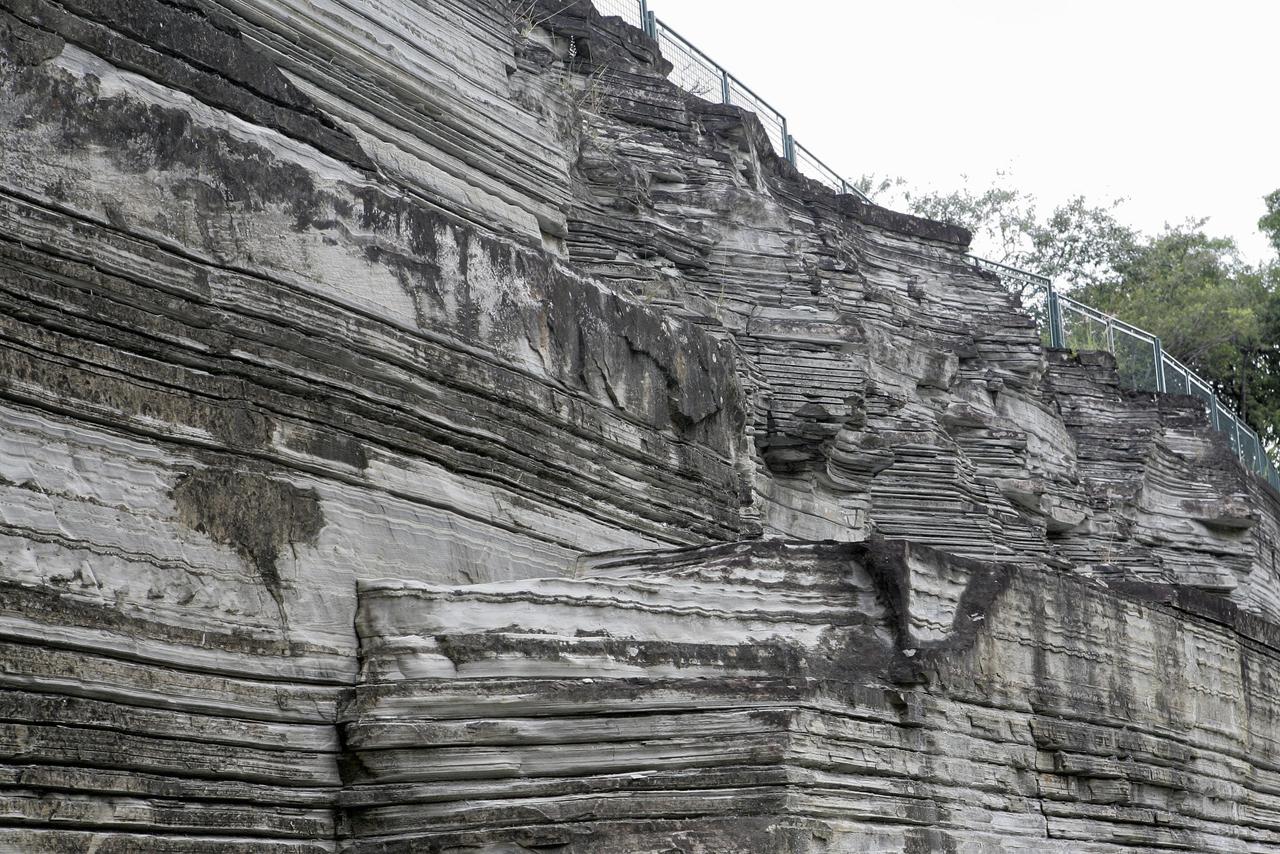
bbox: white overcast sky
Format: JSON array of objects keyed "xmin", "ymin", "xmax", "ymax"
[{"xmin": 646, "ymin": 1, "xmax": 1280, "ymax": 263}]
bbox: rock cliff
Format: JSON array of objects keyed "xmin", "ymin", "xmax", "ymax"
[{"xmin": 1, "ymin": 0, "xmax": 1278, "ymax": 851}]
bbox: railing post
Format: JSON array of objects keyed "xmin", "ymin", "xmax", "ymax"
[
  {"xmin": 1153, "ymin": 337, "xmax": 1166, "ymax": 393},
  {"xmin": 1047, "ymin": 288, "xmax": 1065, "ymax": 349},
  {"xmin": 779, "ymin": 116, "xmax": 795, "ymax": 165},
  {"xmin": 1105, "ymin": 317, "xmax": 1115, "ymax": 353},
  {"xmin": 643, "ymin": 8, "xmax": 657, "ymax": 39},
  {"xmin": 719, "ymin": 67, "xmax": 730, "ymax": 105}
]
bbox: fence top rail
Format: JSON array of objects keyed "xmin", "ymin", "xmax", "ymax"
[{"xmin": 969, "ymin": 255, "xmax": 1052, "ymax": 285}]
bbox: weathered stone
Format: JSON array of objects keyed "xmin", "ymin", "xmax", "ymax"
[
  {"xmin": 3, "ymin": 0, "xmax": 1280, "ymax": 851},
  {"xmin": 343, "ymin": 539, "xmax": 1280, "ymax": 852}
]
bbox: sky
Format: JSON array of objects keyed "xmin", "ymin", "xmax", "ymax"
[{"xmin": 644, "ymin": 0, "xmax": 1280, "ymax": 263}]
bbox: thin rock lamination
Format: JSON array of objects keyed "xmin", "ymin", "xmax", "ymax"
[
  {"xmin": 0, "ymin": 0, "xmax": 1279, "ymax": 852},
  {"xmin": 347, "ymin": 540, "xmax": 1280, "ymax": 852}
]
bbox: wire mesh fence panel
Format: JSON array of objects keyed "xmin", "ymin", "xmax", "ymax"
[
  {"xmin": 654, "ymin": 24, "xmax": 724, "ymax": 102},
  {"xmin": 792, "ymin": 142, "xmax": 871, "ymax": 201},
  {"xmin": 1031, "ymin": 306, "xmax": 1052, "ymax": 346},
  {"xmin": 1219, "ymin": 403, "xmax": 1241, "ymax": 455},
  {"xmin": 1240, "ymin": 423, "xmax": 1256, "ymax": 471},
  {"xmin": 1021, "ymin": 287, "xmax": 1049, "ymax": 335},
  {"xmin": 1060, "ymin": 301, "xmax": 1111, "ymax": 352},
  {"xmin": 1236, "ymin": 420, "xmax": 1252, "ymax": 469},
  {"xmin": 1263, "ymin": 454, "xmax": 1280, "ymax": 490},
  {"xmin": 793, "ymin": 142, "xmax": 841, "ymax": 192},
  {"xmin": 1162, "ymin": 355, "xmax": 1191, "ymax": 396},
  {"xmin": 1189, "ymin": 375, "xmax": 1218, "ymax": 425},
  {"xmin": 1248, "ymin": 430, "xmax": 1271, "ymax": 480},
  {"xmin": 1113, "ymin": 327, "xmax": 1159, "ymax": 392},
  {"xmin": 725, "ymin": 78, "xmax": 786, "ymax": 157},
  {"xmin": 591, "ymin": 0, "xmax": 642, "ymax": 26},
  {"xmin": 1241, "ymin": 427, "xmax": 1261, "ymax": 473}
]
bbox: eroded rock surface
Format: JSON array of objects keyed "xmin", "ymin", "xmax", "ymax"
[
  {"xmin": 347, "ymin": 539, "xmax": 1280, "ymax": 852},
  {"xmin": 2, "ymin": 0, "xmax": 1279, "ymax": 851}
]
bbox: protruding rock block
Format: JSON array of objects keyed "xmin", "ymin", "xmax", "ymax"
[{"xmin": 343, "ymin": 538, "xmax": 1280, "ymax": 852}]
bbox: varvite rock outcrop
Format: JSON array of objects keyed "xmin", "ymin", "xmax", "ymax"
[{"xmin": 1, "ymin": 0, "xmax": 1278, "ymax": 851}]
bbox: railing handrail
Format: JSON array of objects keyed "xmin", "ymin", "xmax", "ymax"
[{"xmin": 970, "ymin": 256, "xmax": 1052, "ymax": 285}]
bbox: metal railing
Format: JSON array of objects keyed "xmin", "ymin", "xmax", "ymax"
[
  {"xmin": 585, "ymin": 1, "xmax": 1280, "ymax": 491},
  {"xmin": 970, "ymin": 256, "xmax": 1280, "ymax": 490},
  {"xmin": 589, "ymin": 0, "xmax": 870, "ymax": 201}
]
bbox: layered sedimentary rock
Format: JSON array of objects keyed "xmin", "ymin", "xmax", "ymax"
[
  {"xmin": 543, "ymin": 0, "xmax": 1280, "ymax": 604},
  {"xmin": 346, "ymin": 540, "xmax": 1280, "ymax": 852},
  {"xmin": 0, "ymin": 1, "xmax": 746, "ymax": 848},
  {"xmin": 1046, "ymin": 350, "xmax": 1280, "ymax": 610},
  {"xmin": 0, "ymin": 581, "xmax": 343, "ymax": 852},
  {"xmin": 3, "ymin": 0, "xmax": 1280, "ymax": 851}
]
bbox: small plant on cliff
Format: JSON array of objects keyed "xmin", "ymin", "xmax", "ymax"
[
  {"xmin": 568, "ymin": 65, "xmax": 612, "ymax": 123},
  {"xmin": 507, "ymin": 0, "xmax": 565, "ymax": 39}
]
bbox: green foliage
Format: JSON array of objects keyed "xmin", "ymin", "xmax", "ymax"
[
  {"xmin": 1078, "ymin": 222, "xmax": 1256, "ymax": 364},
  {"xmin": 1028, "ymin": 196, "xmax": 1140, "ymax": 291},
  {"xmin": 893, "ymin": 175, "xmax": 1138, "ymax": 301},
  {"xmin": 1260, "ymin": 189, "xmax": 1280, "ymax": 256}
]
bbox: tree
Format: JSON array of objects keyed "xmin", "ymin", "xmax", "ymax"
[
  {"xmin": 1260, "ymin": 188, "xmax": 1280, "ymax": 256},
  {"xmin": 889, "ymin": 174, "xmax": 1138, "ymax": 302},
  {"xmin": 1027, "ymin": 196, "xmax": 1140, "ymax": 292}
]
